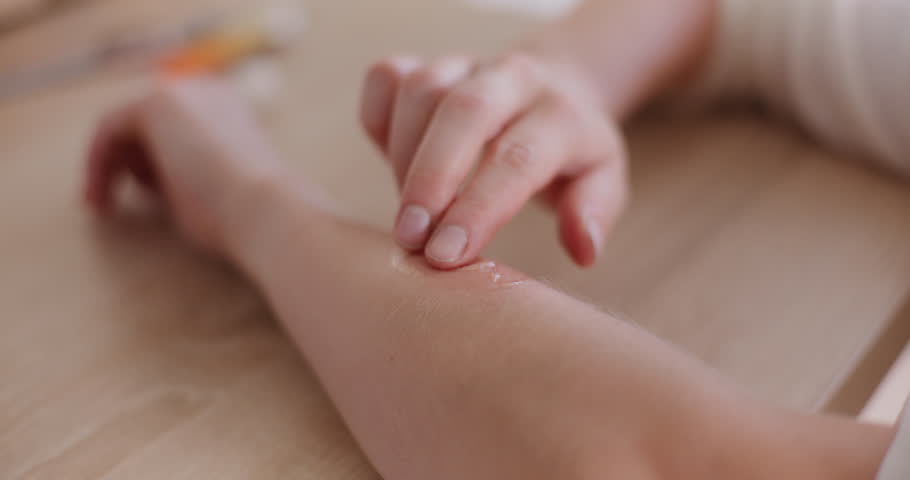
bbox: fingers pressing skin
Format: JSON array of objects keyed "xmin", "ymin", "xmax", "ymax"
[
  {"xmin": 395, "ymin": 54, "xmax": 543, "ymax": 250},
  {"xmin": 387, "ymin": 57, "xmax": 473, "ymax": 186},
  {"xmin": 360, "ymin": 56, "xmax": 421, "ymax": 153},
  {"xmin": 424, "ymin": 90, "xmax": 629, "ymax": 269},
  {"xmin": 424, "ymin": 98, "xmax": 580, "ymax": 268},
  {"xmin": 362, "ymin": 53, "xmax": 631, "ymax": 268}
]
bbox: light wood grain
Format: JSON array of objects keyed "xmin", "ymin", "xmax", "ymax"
[{"xmin": 2, "ymin": 0, "xmax": 910, "ymax": 477}]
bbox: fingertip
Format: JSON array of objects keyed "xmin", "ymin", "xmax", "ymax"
[
  {"xmin": 559, "ymin": 212, "xmax": 598, "ymax": 268},
  {"xmin": 395, "ymin": 204, "xmax": 432, "ymax": 250},
  {"xmin": 583, "ymin": 215, "xmax": 603, "ymax": 264},
  {"xmin": 425, "ymin": 224, "xmax": 470, "ymax": 269},
  {"xmin": 423, "ymin": 256, "xmax": 466, "ymax": 271},
  {"xmin": 558, "ymin": 188, "xmax": 609, "ymax": 268},
  {"xmin": 424, "ymin": 255, "xmax": 474, "ymax": 271},
  {"xmin": 558, "ymin": 163, "xmax": 627, "ymax": 268},
  {"xmin": 361, "ymin": 57, "xmax": 422, "ymax": 151}
]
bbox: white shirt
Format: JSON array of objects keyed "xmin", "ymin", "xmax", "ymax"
[
  {"xmin": 693, "ymin": 1, "xmax": 910, "ymax": 477},
  {"xmin": 878, "ymin": 412, "xmax": 910, "ymax": 478},
  {"xmin": 693, "ymin": 0, "xmax": 910, "ymax": 175}
]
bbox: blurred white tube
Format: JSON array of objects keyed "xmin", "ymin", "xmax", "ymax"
[{"xmin": 461, "ymin": 0, "xmax": 580, "ymax": 18}]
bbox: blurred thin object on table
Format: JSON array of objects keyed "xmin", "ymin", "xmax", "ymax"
[
  {"xmin": 161, "ymin": 0, "xmax": 305, "ymax": 76},
  {"xmin": 462, "ymin": 0, "xmax": 579, "ymax": 18},
  {"xmin": 0, "ymin": 0, "xmax": 305, "ymax": 103},
  {"xmin": 0, "ymin": 11, "xmax": 223, "ymax": 101},
  {"xmin": 0, "ymin": 0, "xmax": 89, "ymax": 34}
]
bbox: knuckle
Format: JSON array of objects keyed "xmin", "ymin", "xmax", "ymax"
[
  {"xmin": 447, "ymin": 86, "xmax": 495, "ymax": 115},
  {"xmin": 490, "ymin": 140, "xmax": 535, "ymax": 172}
]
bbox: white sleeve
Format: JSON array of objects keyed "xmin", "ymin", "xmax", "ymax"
[
  {"xmin": 690, "ymin": 0, "xmax": 910, "ymax": 175},
  {"xmin": 878, "ymin": 411, "xmax": 910, "ymax": 480},
  {"xmin": 686, "ymin": 3, "xmax": 910, "ymax": 474}
]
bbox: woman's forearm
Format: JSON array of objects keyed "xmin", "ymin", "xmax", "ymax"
[
  {"xmin": 226, "ymin": 181, "xmax": 710, "ymax": 479},
  {"xmin": 221, "ymin": 177, "xmax": 893, "ymax": 480},
  {"xmin": 719, "ymin": 409, "xmax": 894, "ymax": 480},
  {"xmin": 519, "ymin": 0, "xmax": 716, "ymax": 117}
]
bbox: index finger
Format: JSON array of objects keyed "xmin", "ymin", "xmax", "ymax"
[{"xmin": 394, "ymin": 55, "xmax": 541, "ymax": 249}]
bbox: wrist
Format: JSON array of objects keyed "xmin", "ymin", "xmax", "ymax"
[
  {"xmin": 595, "ymin": 366, "xmax": 889, "ymax": 480},
  {"xmin": 217, "ymin": 172, "xmax": 327, "ymax": 274},
  {"xmin": 515, "ymin": 0, "xmax": 718, "ymax": 118},
  {"xmin": 514, "ymin": 44, "xmax": 611, "ymax": 112},
  {"xmin": 676, "ymin": 398, "xmax": 895, "ymax": 480}
]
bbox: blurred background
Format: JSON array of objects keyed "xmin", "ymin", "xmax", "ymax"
[{"xmin": 1, "ymin": 0, "xmax": 908, "ymax": 477}]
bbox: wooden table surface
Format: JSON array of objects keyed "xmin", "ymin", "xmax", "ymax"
[{"xmin": 3, "ymin": 0, "xmax": 910, "ymax": 478}]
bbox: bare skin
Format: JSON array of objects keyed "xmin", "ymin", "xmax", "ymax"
[{"xmin": 84, "ymin": 79, "xmax": 894, "ymax": 480}]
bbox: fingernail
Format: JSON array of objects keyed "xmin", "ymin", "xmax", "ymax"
[
  {"xmin": 585, "ymin": 216, "xmax": 603, "ymax": 259},
  {"xmin": 427, "ymin": 225, "xmax": 468, "ymax": 263},
  {"xmin": 396, "ymin": 205, "xmax": 431, "ymax": 249}
]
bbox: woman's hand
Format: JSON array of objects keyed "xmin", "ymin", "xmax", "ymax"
[
  {"xmin": 360, "ymin": 53, "xmax": 628, "ymax": 269},
  {"xmin": 84, "ymin": 78, "xmax": 287, "ymax": 255}
]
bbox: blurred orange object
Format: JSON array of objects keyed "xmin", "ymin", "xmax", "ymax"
[
  {"xmin": 162, "ymin": 2, "xmax": 305, "ymax": 76},
  {"xmin": 162, "ymin": 26, "xmax": 267, "ymax": 75}
]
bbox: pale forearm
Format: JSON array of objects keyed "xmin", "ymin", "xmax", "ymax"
[
  {"xmin": 519, "ymin": 0, "xmax": 716, "ymax": 117},
  {"xmin": 710, "ymin": 408, "xmax": 894, "ymax": 480},
  {"xmin": 223, "ymin": 178, "xmax": 893, "ymax": 480},
  {"xmin": 226, "ymin": 180, "xmax": 735, "ymax": 479}
]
